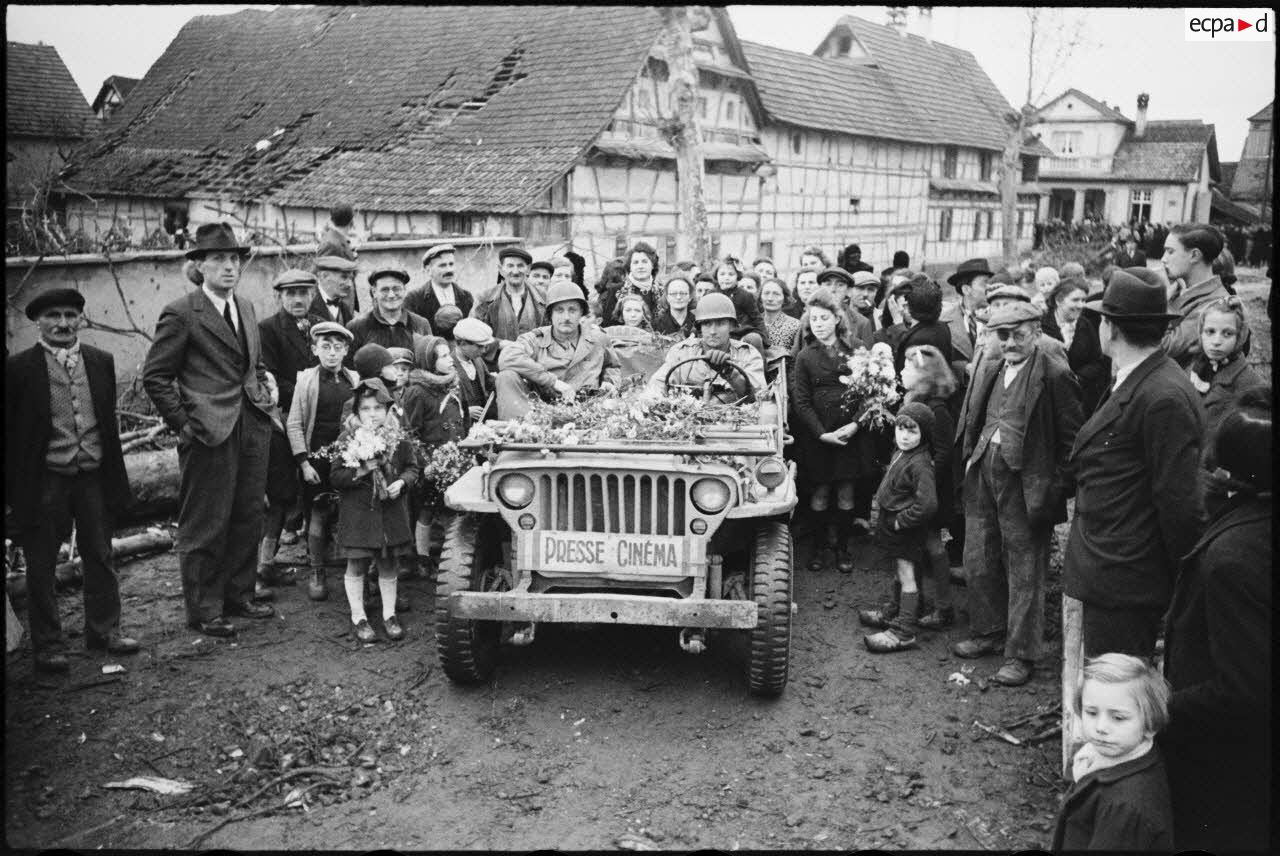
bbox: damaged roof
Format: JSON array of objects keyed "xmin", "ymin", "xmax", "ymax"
[
  {"xmin": 63, "ymin": 5, "xmax": 662, "ymax": 212},
  {"xmin": 6, "ymin": 41, "xmax": 97, "ymax": 139}
]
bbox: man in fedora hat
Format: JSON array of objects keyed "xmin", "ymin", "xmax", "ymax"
[
  {"xmin": 405, "ymin": 243, "xmax": 474, "ymax": 323},
  {"xmin": 143, "ymin": 222, "xmax": 277, "ymax": 637},
  {"xmin": 310, "ymin": 255, "xmax": 360, "ymax": 324},
  {"xmin": 472, "ymin": 246, "xmax": 544, "ymax": 346},
  {"xmin": 7, "ymin": 289, "xmax": 138, "ymax": 671},
  {"xmin": 1064, "ymin": 269, "xmax": 1205, "ymax": 660},
  {"xmin": 495, "ymin": 281, "xmax": 619, "ymax": 419},
  {"xmin": 346, "ymin": 261, "xmax": 433, "ymax": 361},
  {"xmin": 952, "ymin": 300, "xmax": 1082, "ymax": 687},
  {"xmin": 256, "ymin": 268, "xmax": 324, "ymax": 589},
  {"xmin": 941, "ymin": 258, "xmax": 994, "ymax": 379}
]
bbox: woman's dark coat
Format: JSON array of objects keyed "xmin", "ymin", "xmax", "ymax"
[
  {"xmin": 330, "ymin": 427, "xmax": 420, "ymax": 550},
  {"xmin": 652, "ymin": 307, "xmax": 696, "ymax": 338},
  {"xmin": 792, "ymin": 340, "xmax": 872, "ymax": 483},
  {"xmin": 1042, "ymin": 311, "xmax": 1109, "ymax": 416},
  {"xmin": 1158, "ymin": 493, "xmax": 1271, "ymax": 853}
]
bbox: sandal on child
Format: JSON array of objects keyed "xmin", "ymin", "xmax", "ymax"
[
  {"xmin": 353, "ymin": 619, "xmax": 377, "ymax": 644},
  {"xmin": 864, "ymin": 626, "xmax": 917, "ymax": 653}
]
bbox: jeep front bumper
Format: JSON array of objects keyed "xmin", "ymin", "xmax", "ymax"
[{"xmin": 449, "ymin": 591, "xmax": 759, "ymax": 629}]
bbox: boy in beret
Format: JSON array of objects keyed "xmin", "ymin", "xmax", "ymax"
[
  {"xmin": 7, "ymin": 289, "xmax": 137, "ymax": 671},
  {"xmin": 286, "ymin": 322, "xmax": 359, "ymax": 602}
]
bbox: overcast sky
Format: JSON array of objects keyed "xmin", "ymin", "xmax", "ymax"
[{"xmin": 6, "ymin": 4, "xmax": 1274, "ymax": 157}]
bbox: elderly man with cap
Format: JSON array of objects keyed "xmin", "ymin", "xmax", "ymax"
[
  {"xmin": 7, "ymin": 289, "xmax": 137, "ymax": 671},
  {"xmin": 972, "ymin": 281, "xmax": 1068, "ymax": 366},
  {"xmin": 940, "ymin": 258, "xmax": 994, "ymax": 381},
  {"xmin": 472, "ymin": 246, "xmax": 545, "ymax": 346},
  {"xmin": 1064, "ymin": 269, "xmax": 1205, "ymax": 660},
  {"xmin": 143, "ymin": 222, "xmax": 277, "ymax": 637},
  {"xmin": 256, "ymin": 268, "xmax": 324, "ymax": 586},
  {"xmin": 310, "ymin": 255, "xmax": 360, "ymax": 324},
  {"xmin": 495, "ymin": 281, "xmax": 620, "ymax": 419},
  {"xmin": 404, "ymin": 243, "xmax": 474, "ymax": 323},
  {"xmin": 346, "ymin": 261, "xmax": 433, "ymax": 362},
  {"xmin": 952, "ymin": 300, "xmax": 1082, "ymax": 687},
  {"xmin": 649, "ymin": 292, "xmax": 766, "ymax": 402}
]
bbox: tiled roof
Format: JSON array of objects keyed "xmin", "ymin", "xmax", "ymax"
[
  {"xmin": 1022, "ymin": 136, "xmax": 1054, "ymax": 158},
  {"xmin": 63, "ymin": 6, "xmax": 661, "ymax": 212},
  {"xmin": 92, "ymin": 75, "xmax": 141, "ymax": 113},
  {"xmin": 743, "ymin": 18, "xmax": 1016, "ymax": 152},
  {"xmin": 591, "ymin": 136, "xmax": 770, "ymax": 164},
  {"xmin": 6, "ymin": 41, "xmax": 97, "ymax": 138},
  {"xmin": 1034, "ymin": 88, "xmax": 1130, "ymax": 123},
  {"xmin": 1248, "ymin": 101, "xmax": 1272, "ymax": 123},
  {"xmin": 1210, "ymin": 187, "xmax": 1260, "ymax": 225},
  {"xmin": 1112, "ymin": 120, "xmax": 1217, "ymax": 183},
  {"xmin": 1230, "ymin": 157, "xmax": 1271, "ymax": 202}
]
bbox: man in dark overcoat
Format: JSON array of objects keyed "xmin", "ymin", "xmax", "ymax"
[
  {"xmin": 6, "ymin": 289, "xmax": 137, "ymax": 671},
  {"xmin": 309, "ymin": 255, "xmax": 359, "ymax": 325},
  {"xmin": 1063, "ymin": 269, "xmax": 1205, "ymax": 659},
  {"xmin": 404, "ymin": 243, "xmax": 474, "ymax": 323},
  {"xmin": 142, "ymin": 223, "xmax": 277, "ymax": 637},
  {"xmin": 952, "ymin": 301, "xmax": 1083, "ymax": 686}
]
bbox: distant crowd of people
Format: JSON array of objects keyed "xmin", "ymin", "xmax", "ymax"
[{"xmin": 7, "ymin": 205, "xmax": 1271, "ymax": 852}]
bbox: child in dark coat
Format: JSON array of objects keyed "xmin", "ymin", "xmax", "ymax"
[
  {"xmin": 1053, "ymin": 653, "xmax": 1175, "ymax": 851},
  {"xmin": 330, "ymin": 379, "xmax": 419, "ymax": 643},
  {"xmin": 1187, "ymin": 296, "xmax": 1261, "ymax": 444},
  {"xmin": 863, "ymin": 401, "xmax": 936, "ymax": 653}
]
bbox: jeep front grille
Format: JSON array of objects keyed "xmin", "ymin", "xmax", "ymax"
[{"xmin": 535, "ymin": 473, "xmax": 687, "ymax": 535}]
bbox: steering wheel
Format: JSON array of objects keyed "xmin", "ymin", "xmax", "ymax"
[{"xmin": 662, "ymin": 355, "xmax": 756, "ymax": 403}]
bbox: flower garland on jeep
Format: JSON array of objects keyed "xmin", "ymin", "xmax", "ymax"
[
  {"xmin": 840, "ymin": 341, "xmax": 901, "ymax": 431},
  {"xmin": 465, "ymin": 388, "xmax": 761, "ymax": 448}
]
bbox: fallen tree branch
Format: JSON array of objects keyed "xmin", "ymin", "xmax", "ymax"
[
  {"xmin": 120, "ymin": 425, "xmax": 168, "ymax": 454},
  {"xmin": 972, "ymin": 719, "xmax": 1023, "ymax": 746},
  {"xmin": 232, "ymin": 767, "xmax": 340, "ymax": 811},
  {"xmin": 183, "ymin": 803, "xmax": 281, "ymax": 849}
]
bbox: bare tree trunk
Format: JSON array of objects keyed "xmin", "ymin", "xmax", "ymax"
[
  {"xmin": 659, "ymin": 6, "xmax": 712, "ymax": 264},
  {"xmin": 1000, "ymin": 120, "xmax": 1024, "ymax": 264}
]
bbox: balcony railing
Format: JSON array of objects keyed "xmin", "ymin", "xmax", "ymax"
[{"xmin": 1040, "ymin": 156, "xmax": 1114, "ymax": 176}]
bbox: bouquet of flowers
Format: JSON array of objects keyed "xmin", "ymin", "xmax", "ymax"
[
  {"xmin": 320, "ymin": 422, "xmax": 409, "ymax": 502},
  {"xmin": 841, "ymin": 342, "xmax": 901, "ymax": 431},
  {"xmin": 418, "ymin": 441, "xmax": 480, "ymax": 510}
]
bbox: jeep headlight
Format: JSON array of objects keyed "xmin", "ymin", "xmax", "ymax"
[
  {"xmin": 754, "ymin": 457, "xmax": 786, "ymax": 491},
  {"xmin": 495, "ymin": 473, "xmax": 535, "ymax": 509},
  {"xmin": 690, "ymin": 478, "xmax": 731, "ymax": 514}
]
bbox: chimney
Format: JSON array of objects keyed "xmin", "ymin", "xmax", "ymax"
[
  {"xmin": 1136, "ymin": 93, "xmax": 1149, "ymax": 138},
  {"xmin": 887, "ymin": 6, "xmax": 909, "ymax": 35},
  {"xmin": 917, "ymin": 6, "xmax": 933, "ymax": 44}
]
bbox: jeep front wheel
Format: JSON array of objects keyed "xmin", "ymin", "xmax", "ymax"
[
  {"xmin": 435, "ymin": 512, "xmax": 504, "ymax": 684},
  {"xmin": 747, "ymin": 520, "xmax": 793, "ymax": 697}
]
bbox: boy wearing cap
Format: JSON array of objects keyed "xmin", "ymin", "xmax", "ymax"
[
  {"xmin": 451, "ymin": 318, "xmax": 495, "ymax": 423},
  {"xmin": 7, "ymin": 289, "xmax": 137, "ymax": 671},
  {"xmin": 143, "ymin": 222, "xmax": 277, "ymax": 637},
  {"xmin": 405, "ymin": 244, "xmax": 474, "ymax": 322},
  {"xmin": 286, "ymin": 322, "xmax": 360, "ymax": 601},
  {"xmin": 472, "ymin": 246, "xmax": 545, "ymax": 345},
  {"xmin": 256, "ymin": 268, "xmax": 324, "ymax": 588},
  {"xmin": 347, "ymin": 263, "xmax": 433, "ymax": 362},
  {"xmin": 953, "ymin": 301, "xmax": 1082, "ymax": 686}
]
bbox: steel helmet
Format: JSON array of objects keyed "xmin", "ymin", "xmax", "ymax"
[
  {"xmin": 693, "ymin": 292, "xmax": 737, "ymax": 323},
  {"xmin": 543, "ymin": 280, "xmax": 588, "ymax": 313}
]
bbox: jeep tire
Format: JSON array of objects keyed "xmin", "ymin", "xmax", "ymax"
[
  {"xmin": 435, "ymin": 512, "xmax": 503, "ymax": 684},
  {"xmin": 747, "ymin": 520, "xmax": 792, "ymax": 696}
]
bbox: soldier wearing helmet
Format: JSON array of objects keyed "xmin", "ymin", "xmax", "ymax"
[
  {"xmin": 647, "ymin": 292, "xmax": 765, "ymax": 402},
  {"xmin": 494, "ymin": 281, "xmax": 622, "ymax": 419}
]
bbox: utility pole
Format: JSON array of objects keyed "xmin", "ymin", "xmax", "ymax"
[{"xmin": 657, "ymin": 6, "xmax": 712, "ymax": 264}]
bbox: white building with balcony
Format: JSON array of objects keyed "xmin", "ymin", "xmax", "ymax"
[{"xmin": 1028, "ymin": 89, "xmax": 1219, "ymax": 227}]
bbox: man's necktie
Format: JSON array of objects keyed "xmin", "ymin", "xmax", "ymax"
[
  {"xmin": 223, "ymin": 302, "xmax": 236, "ymax": 333},
  {"xmin": 967, "ymin": 315, "xmax": 977, "ymax": 346}
]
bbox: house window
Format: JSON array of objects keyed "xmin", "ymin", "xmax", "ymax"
[
  {"xmin": 710, "ymin": 233, "xmax": 721, "ymax": 261},
  {"xmin": 1017, "ymin": 209, "xmax": 1026, "ymax": 238},
  {"xmin": 1020, "ymin": 155, "xmax": 1038, "ymax": 183},
  {"xmin": 758, "ymin": 240, "xmax": 774, "ymax": 259},
  {"xmin": 697, "ymin": 97, "xmax": 707, "ymax": 120},
  {"xmin": 665, "ymin": 235, "xmax": 678, "ymax": 264},
  {"xmin": 615, "ymin": 234, "xmax": 628, "ymax": 258},
  {"xmin": 791, "ymin": 133, "xmax": 802, "ymax": 155},
  {"xmin": 943, "ymin": 147, "xmax": 958, "ymax": 179},
  {"xmin": 980, "ymin": 152, "xmax": 993, "ymax": 181},
  {"xmin": 1129, "ymin": 188, "xmax": 1152, "ymax": 223},
  {"xmin": 1052, "ymin": 131, "xmax": 1082, "ymax": 156},
  {"xmin": 939, "ymin": 209, "xmax": 953, "ymax": 242},
  {"xmin": 973, "ymin": 211, "xmax": 983, "ymax": 241},
  {"xmin": 986, "ymin": 210, "xmax": 995, "ymax": 239},
  {"xmin": 441, "ymin": 213, "xmax": 475, "ymax": 236},
  {"xmin": 725, "ymin": 100, "xmax": 735, "ymax": 121}
]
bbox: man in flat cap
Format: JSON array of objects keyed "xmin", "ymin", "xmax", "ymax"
[
  {"xmin": 1064, "ymin": 269, "xmax": 1204, "ymax": 660},
  {"xmin": 527, "ymin": 260, "xmax": 554, "ymax": 303},
  {"xmin": 405, "ymin": 243, "xmax": 474, "ymax": 323},
  {"xmin": 496, "ymin": 281, "xmax": 620, "ymax": 419},
  {"xmin": 472, "ymin": 246, "xmax": 545, "ymax": 346},
  {"xmin": 346, "ymin": 261, "xmax": 433, "ymax": 362},
  {"xmin": 143, "ymin": 223, "xmax": 277, "ymax": 637},
  {"xmin": 7, "ymin": 289, "xmax": 137, "ymax": 672},
  {"xmin": 310, "ymin": 255, "xmax": 360, "ymax": 325},
  {"xmin": 952, "ymin": 300, "xmax": 1082, "ymax": 687},
  {"xmin": 256, "ymin": 268, "xmax": 324, "ymax": 590}
]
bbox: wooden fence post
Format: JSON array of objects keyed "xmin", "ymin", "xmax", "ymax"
[{"xmin": 1061, "ymin": 594, "xmax": 1083, "ymax": 778}]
